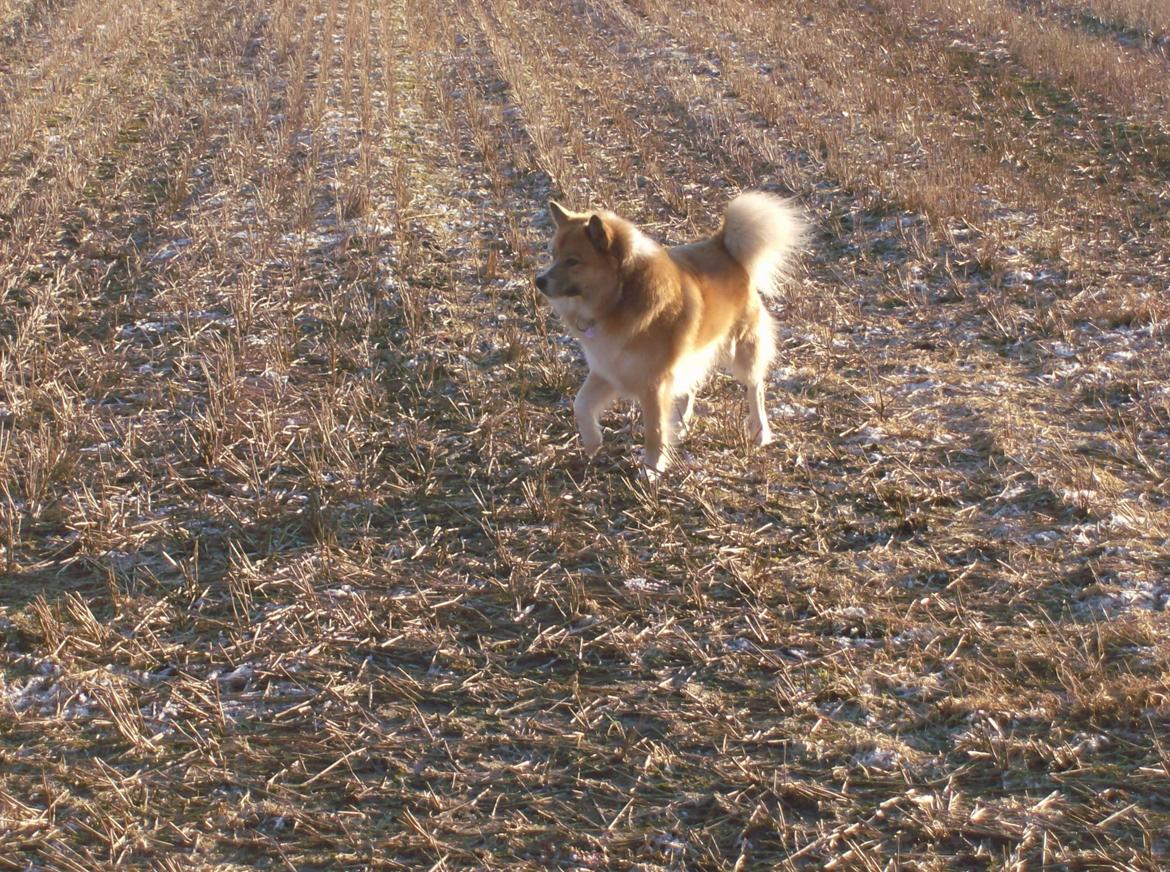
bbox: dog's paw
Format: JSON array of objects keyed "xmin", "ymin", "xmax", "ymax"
[
  {"xmin": 746, "ymin": 417, "xmax": 773, "ymax": 448},
  {"xmin": 638, "ymin": 450, "xmax": 670, "ymax": 482},
  {"xmin": 579, "ymin": 431, "xmax": 603, "ymax": 456},
  {"xmin": 638, "ymin": 464, "xmax": 663, "ymax": 484}
]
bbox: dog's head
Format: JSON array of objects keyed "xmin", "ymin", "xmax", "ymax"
[{"xmin": 534, "ymin": 201, "xmax": 627, "ymax": 324}]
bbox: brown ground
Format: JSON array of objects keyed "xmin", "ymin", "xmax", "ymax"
[{"xmin": 2, "ymin": 0, "xmax": 1168, "ymax": 868}]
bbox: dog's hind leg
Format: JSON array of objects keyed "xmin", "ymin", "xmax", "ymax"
[
  {"xmin": 575, "ymin": 372, "xmax": 617, "ymax": 456},
  {"xmin": 732, "ymin": 309, "xmax": 776, "ymax": 447},
  {"xmin": 640, "ymin": 378, "xmax": 675, "ymax": 477},
  {"xmin": 673, "ymin": 392, "xmax": 695, "ymax": 440}
]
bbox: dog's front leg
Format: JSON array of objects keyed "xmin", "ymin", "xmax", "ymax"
[
  {"xmin": 640, "ymin": 379, "xmax": 674, "ymax": 476},
  {"xmin": 574, "ymin": 372, "xmax": 616, "ymax": 456}
]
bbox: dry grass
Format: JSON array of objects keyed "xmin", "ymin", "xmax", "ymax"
[
  {"xmin": 890, "ymin": 0, "xmax": 1170, "ymax": 120},
  {"xmin": 1034, "ymin": 0, "xmax": 1170, "ymax": 46},
  {"xmin": 2, "ymin": 0, "xmax": 1169, "ymax": 868}
]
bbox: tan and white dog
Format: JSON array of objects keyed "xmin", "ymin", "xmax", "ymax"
[{"xmin": 534, "ymin": 192, "xmax": 806, "ymax": 476}]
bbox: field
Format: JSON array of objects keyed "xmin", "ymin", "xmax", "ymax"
[{"xmin": 2, "ymin": 0, "xmax": 1169, "ymax": 867}]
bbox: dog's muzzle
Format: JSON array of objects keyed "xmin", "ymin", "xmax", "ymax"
[{"xmin": 534, "ymin": 271, "xmax": 549, "ymax": 294}]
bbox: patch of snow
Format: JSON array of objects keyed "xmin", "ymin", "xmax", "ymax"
[
  {"xmin": 1105, "ymin": 507, "xmax": 1149, "ymax": 531},
  {"xmin": 835, "ymin": 637, "xmax": 878, "ymax": 649},
  {"xmin": 651, "ymin": 834, "xmax": 688, "ymax": 853},
  {"xmin": 1076, "ymin": 582, "xmax": 1168, "ymax": 618},
  {"xmin": 625, "ymin": 577, "xmax": 669, "ymax": 592},
  {"xmin": 855, "ymin": 747, "xmax": 901, "ymax": 769},
  {"xmin": 119, "ymin": 319, "xmax": 178, "ymax": 338},
  {"xmin": 833, "ymin": 606, "xmax": 868, "ymax": 619},
  {"xmin": 149, "ymin": 238, "xmax": 192, "ymax": 263},
  {"xmin": 1024, "ymin": 530, "xmax": 1062, "ymax": 544},
  {"xmin": 892, "ymin": 627, "xmax": 940, "ymax": 645},
  {"xmin": 847, "ymin": 426, "xmax": 886, "ymax": 445},
  {"xmin": 1071, "ymin": 733, "xmax": 1109, "ymax": 758},
  {"xmin": 211, "ymin": 664, "xmax": 255, "ymax": 691},
  {"xmin": 774, "ymin": 402, "xmax": 816, "ymax": 419},
  {"xmin": 900, "ymin": 379, "xmax": 941, "ymax": 394},
  {"xmin": 4, "ymin": 676, "xmax": 93, "ymax": 720}
]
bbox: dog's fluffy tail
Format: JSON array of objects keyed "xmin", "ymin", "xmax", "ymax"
[{"xmin": 720, "ymin": 191, "xmax": 806, "ymax": 299}]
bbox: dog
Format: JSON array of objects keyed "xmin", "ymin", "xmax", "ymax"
[{"xmin": 534, "ymin": 191, "xmax": 806, "ymax": 477}]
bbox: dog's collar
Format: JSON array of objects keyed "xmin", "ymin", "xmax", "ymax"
[{"xmin": 573, "ymin": 316, "xmax": 597, "ymax": 338}]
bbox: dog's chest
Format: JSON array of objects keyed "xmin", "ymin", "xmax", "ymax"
[
  {"xmin": 579, "ymin": 334, "xmax": 722, "ymax": 398},
  {"xmin": 580, "ymin": 334, "xmax": 639, "ymax": 394}
]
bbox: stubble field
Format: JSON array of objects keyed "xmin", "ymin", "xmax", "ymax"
[{"xmin": 1, "ymin": 0, "xmax": 1169, "ymax": 868}]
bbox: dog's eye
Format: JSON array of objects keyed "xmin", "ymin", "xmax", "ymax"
[{"xmin": 563, "ymin": 258, "xmax": 579, "ymax": 268}]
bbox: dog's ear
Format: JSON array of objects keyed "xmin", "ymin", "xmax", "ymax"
[
  {"xmin": 586, "ymin": 214, "xmax": 612, "ymax": 253},
  {"xmin": 549, "ymin": 201, "xmax": 572, "ymax": 227}
]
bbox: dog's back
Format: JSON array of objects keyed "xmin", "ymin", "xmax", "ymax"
[{"xmin": 667, "ymin": 238, "xmax": 752, "ymax": 350}]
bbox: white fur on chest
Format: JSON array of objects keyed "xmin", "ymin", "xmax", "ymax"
[
  {"xmin": 578, "ymin": 332, "xmax": 727, "ymax": 399},
  {"xmin": 579, "ymin": 333, "xmax": 642, "ymax": 396},
  {"xmin": 551, "ymin": 298, "xmax": 635, "ymax": 394}
]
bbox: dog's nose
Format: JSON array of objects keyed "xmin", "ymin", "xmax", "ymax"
[{"xmin": 535, "ymin": 273, "xmax": 548, "ymax": 293}]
